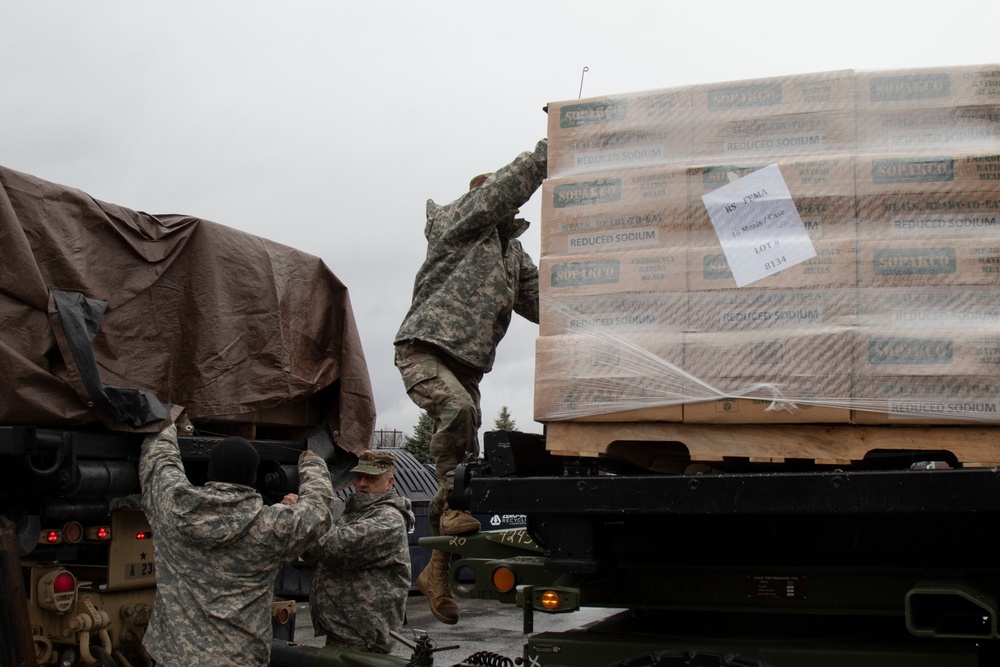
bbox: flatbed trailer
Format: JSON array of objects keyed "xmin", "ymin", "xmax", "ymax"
[{"xmin": 435, "ymin": 430, "xmax": 1000, "ymax": 667}]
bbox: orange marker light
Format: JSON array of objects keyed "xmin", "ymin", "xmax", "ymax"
[
  {"xmin": 541, "ymin": 590, "xmax": 561, "ymax": 610},
  {"xmin": 491, "ymin": 566, "xmax": 517, "ymax": 594}
]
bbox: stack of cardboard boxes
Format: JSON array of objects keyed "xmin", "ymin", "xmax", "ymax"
[{"xmin": 535, "ymin": 64, "xmax": 1000, "ymax": 428}]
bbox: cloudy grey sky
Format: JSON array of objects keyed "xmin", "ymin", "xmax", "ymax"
[{"xmin": 3, "ymin": 1, "xmax": 998, "ymax": 441}]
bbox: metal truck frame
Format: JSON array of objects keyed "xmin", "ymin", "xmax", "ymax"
[{"xmin": 431, "ymin": 429, "xmax": 1000, "ymax": 667}]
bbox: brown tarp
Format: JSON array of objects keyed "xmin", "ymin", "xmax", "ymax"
[{"xmin": 0, "ymin": 165, "xmax": 376, "ymax": 454}]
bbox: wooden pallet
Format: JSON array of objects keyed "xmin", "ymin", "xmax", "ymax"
[{"xmin": 545, "ymin": 421, "xmax": 1000, "ymax": 468}]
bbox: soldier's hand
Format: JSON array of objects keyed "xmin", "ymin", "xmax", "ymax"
[
  {"xmin": 280, "ymin": 493, "xmax": 299, "ymax": 505},
  {"xmin": 299, "ymin": 449, "xmax": 318, "ymax": 462}
]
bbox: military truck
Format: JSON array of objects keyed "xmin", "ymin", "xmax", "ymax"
[{"xmin": 0, "ymin": 164, "xmax": 378, "ymax": 667}]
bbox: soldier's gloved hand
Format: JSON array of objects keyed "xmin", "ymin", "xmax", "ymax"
[{"xmin": 534, "ymin": 138, "xmax": 548, "ymax": 158}]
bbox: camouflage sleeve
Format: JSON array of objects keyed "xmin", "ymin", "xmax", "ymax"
[
  {"xmin": 442, "ymin": 139, "xmax": 548, "ymax": 243},
  {"xmin": 138, "ymin": 424, "xmax": 190, "ymax": 523},
  {"xmin": 514, "ymin": 248, "xmax": 540, "ymax": 324},
  {"xmin": 260, "ymin": 453, "xmax": 335, "ymax": 561},
  {"xmin": 310, "ymin": 505, "xmax": 401, "ymax": 570}
]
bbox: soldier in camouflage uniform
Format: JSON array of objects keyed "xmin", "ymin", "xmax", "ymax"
[
  {"xmin": 139, "ymin": 424, "xmax": 334, "ymax": 667},
  {"xmin": 294, "ymin": 450, "xmax": 414, "ymax": 653},
  {"xmin": 394, "ymin": 138, "xmax": 547, "ymax": 624}
]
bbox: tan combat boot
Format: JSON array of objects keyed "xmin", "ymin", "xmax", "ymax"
[
  {"xmin": 416, "ymin": 549, "xmax": 459, "ymax": 624},
  {"xmin": 440, "ymin": 506, "xmax": 480, "ymax": 535}
]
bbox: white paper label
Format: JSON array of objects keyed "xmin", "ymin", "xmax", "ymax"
[{"xmin": 701, "ymin": 164, "xmax": 816, "ymax": 287}]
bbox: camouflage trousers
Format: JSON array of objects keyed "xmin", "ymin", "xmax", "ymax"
[{"xmin": 395, "ymin": 341, "xmax": 482, "ymax": 535}]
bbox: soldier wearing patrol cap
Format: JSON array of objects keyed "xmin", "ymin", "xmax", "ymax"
[
  {"xmin": 297, "ymin": 449, "xmax": 415, "ymax": 653},
  {"xmin": 352, "ymin": 449, "xmax": 396, "ymax": 476}
]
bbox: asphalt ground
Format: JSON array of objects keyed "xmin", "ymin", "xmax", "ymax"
[{"xmin": 289, "ymin": 591, "xmax": 619, "ymax": 664}]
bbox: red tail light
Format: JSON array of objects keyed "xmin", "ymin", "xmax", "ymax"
[
  {"xmin": 38, "ymin": 569, "xmax": 76, "ymax": 613},
  {"xmin": 86, "ymin": 525, "xmax": 111, "ymax": 541},
  {"xmin": 52, "ymin": 571, "xmax": 76, "ymax": 594},
  {"xmin": 135, "ymin": 530, "xmax": 152, "ymax": 540},
  {"xmin": 276, "ymin": 607, "xmax": 290, "ymax": 624},
  {"xmin": 40, "ymin": 529, "xmax": 61, "ymax": 544}
]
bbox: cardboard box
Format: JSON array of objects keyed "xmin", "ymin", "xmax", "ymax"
[
  {"xmin": 693, "ymin": 110, "xmax": 856, "ymax": 160},
  {"xmin": 855, "ymin": 326, "xmax": 1000, "ymax": 377},
  {"xmin": 540, "ymin": 247, "xmax": 687, "ymax": 296},
  {"xmin": 852, "ymin": 375, "xmax": 1000, "ymax": 425},
  {"xmin": 541, "ymin": 167, "xmax": 690, "ymax": 257},
  {"xmin": 857, "ymin": 238, "xmax": 1000, "ymax": 288},
  {"xmin": 688, "ymin": 288, "xmax": 856, "ymax": 334},
  {"xmin": 690, "ymin": 195, "xmax": 855, "ymax": 247},
  {"xmin": 693, "ymin": 69, "xmax": 856, "ymax": 117},
  {"xmin": 856, "ymin": 64, "xmax": 1000, "ymax": 111},
  {"xmin": 539, "ymin": 291, "xmax": 689, "ymax": 337},
  {"xmin": 687, "ymin": 238, "xmax": 856, "ymax": 291},
  {"xmin": 682, "ymin": 328, "xmax": 853, "ymax": 424},
  {"xmin": 857, "ymin": 105, "xmax": 1000, "ymax": 154},
  {"xmin": 856, "ymin": 65, "xmax": 1000, "ymax": 153},
  {"xmin": 687, "ymin": 154, "xmax": 856, "ymax": 199},
  {"xmin": 857, "ymin": 285, "xmax": 1000, "ymax": 331},
  {"xmin": 690, "ymin": 70, "xmax": 855, "ymax": 159},
  {"xmin": 857, "ymin": 191, "xmax": 1000, "ymax": 241},
  {"xmin": 853, "ymin": 325, "xmax": 1000, "ymax": 424},
  {"xmin": 534, "ymin": 333, "xmax": 684, "ymax": 422},
  {"xmin": 683, "ymin": 328, "xmax": 853, "ymax": 390},
  {"xmin": 687, "ymin": 155, "xmax": 857, "ymax": 246},
  {"xmin": 546, "ymin": 87, "xmax": 694, "ymax": 179},
  {"xmin": 855, "ymin": 151, "xmax": 1000, "ymax": 196}
]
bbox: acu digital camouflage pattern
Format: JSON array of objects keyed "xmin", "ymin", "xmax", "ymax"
[
  {"xmin": 394, "ymin": 139, "xmax": 547, "ymax": 532},
  {"xmin": 305, "ymin": 490, "xmax": 415, "ymax": 653},
  {"xmin": 394, "ymin": 138, "xmax": 547, "ymax": 374},
  {"xmin": 394, "ymin": 341, "xmax": 482, "ymax": 532},
  {"xmin": 139, "ymin": 425, "xmax": 335, "ymax": 667}
]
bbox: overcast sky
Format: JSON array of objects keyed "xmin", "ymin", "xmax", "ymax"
[{"xmin": 3, "ymin": 1, "xmax": 998, "ymax": 442}]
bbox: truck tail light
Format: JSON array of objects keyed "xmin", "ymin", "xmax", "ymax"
[
  {"xmin": 38, "ymin": 568, "xmax": 76, "ymax": 613},
  {"xmin": 38, "ymin": 529, "xmax": 62, "ymax": 545},
  {"xmin": 86, "ymin": 525, "xmax": 111, "ymax": 541},
  {"xmin": 52, "ymin": 571, "xmax": 75, "ymax": 594}
]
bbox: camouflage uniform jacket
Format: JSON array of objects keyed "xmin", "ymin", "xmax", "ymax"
[
  {"xmin": 307, "ymin": 490, "xmax": 415, "ymax": 653},
  {"xmin": 139, "ymin": 425, "xmax": 334, "ymax": 667},
  {"xmin": 394, "ymin": 139, "xmax": 547, "ymax": 373}
]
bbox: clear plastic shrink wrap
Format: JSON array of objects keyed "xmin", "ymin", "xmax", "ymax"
[{"xmin": 537, "ymin": 64, "xmax": 1000, "ymax": 425}]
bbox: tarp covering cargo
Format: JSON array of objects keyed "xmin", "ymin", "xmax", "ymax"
[{"xmin": 0, "ymin": 165, "xmax": 376, "ymax": 453}]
